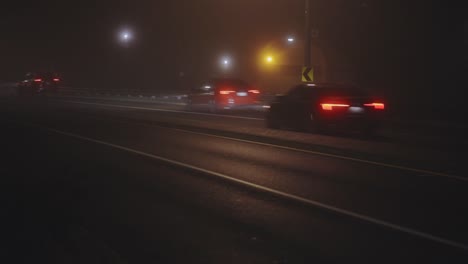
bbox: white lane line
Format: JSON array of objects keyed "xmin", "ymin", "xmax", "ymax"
[
  {"xmin": 53, "ymin": 99, "xmax": 465, "ymax": 182},
  {"xmin": 57, "ymin": 100, "xmax": 264, "ymax": 121},
  {"xmin": 168, "ymin": 128, "xmax": 466, "ymax": 182},
  {"xmin": 28, "ymin": 124, "xmax": 468, "ymax": 252}
]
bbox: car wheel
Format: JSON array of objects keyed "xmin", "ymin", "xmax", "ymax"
[
  {"xmin": 266, "ymin": 107, "xmax": 281, "ymax": 129},
  {"xmin": 301, "ymin": 112, "xmax": 321, "ymax": 133},
  {"xmin": 209, "ymin": 100, "xmax": 218, "ymax": 113},
  {"xmin": 361, "ymin": 123, "xmax": 378, "ymax": 138},
  {"xmin": 185, "ymin": 99, "xmax": 193, "ymax": 111}
]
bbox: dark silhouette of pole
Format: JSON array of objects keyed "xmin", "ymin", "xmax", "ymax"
[{"xmin": 304, "ymin": 0, "xmax": 311, "ymax": 67}]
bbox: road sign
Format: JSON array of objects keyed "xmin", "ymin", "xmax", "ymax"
[{"xmin": 302, "ymin": 67, "xmax": 314, "ymax": 82}]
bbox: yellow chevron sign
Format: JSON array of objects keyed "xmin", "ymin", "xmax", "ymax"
[{"xmin": 302, "ymin": 67, "xmax": 314, "ymax": 82}]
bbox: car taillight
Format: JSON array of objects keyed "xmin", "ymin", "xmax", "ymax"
[
  {"xmin": 219, "ymin": 90, "xmax": 235, "ymax": 95},
  {"xmin": 53, "ymin": 78, "xmax": 60, "ymax": 82},
  {"xmin": 248, "ymin": 89, "xmax": 260, "ymax": 94},
  {"xmin": 364, "ymin": 102, "xmax": 385, "ymax": 110},
  {"xmin": 320, "ymin": 103, "xmax": 350, "ymax": 111},
  {"xmin": 34, "ymin": 78, "xmax": 42, "ymax": 82}
]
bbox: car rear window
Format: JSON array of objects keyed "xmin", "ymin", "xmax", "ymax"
[
  {"xmin": 314, "ymin": 86, "xmax": 367, "ymax": 97},
  {"xmin": 35, "ymin": 72, "xmax": 59, "ymax": 79}
]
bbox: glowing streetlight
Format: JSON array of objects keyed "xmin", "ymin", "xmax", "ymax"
[
  {"xmin": 118, "ymin": 29, "xmax": 134, "ymax": 45},
  {"xmin": 287, "ymin": 37, "xmax": 295, "ymax": 43},
  {"xmin": 265, "ymin": 55, "xmax": 274, "ymax": 63},
  {"xmin": 220, "ymin": 56, "xmax": 232, "ymax": 70}
]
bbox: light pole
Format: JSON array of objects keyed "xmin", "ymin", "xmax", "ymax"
[
  {"xmin": 304, "ymin": 0, "xmax": 311, "ymax": 67},
  {"xmin": 116, "ymin": 27, "xmax": 135, "ymax": 94}
]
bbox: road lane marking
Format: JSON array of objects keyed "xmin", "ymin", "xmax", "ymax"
[
  {"xmin": 25, "ymin": 123, "xmax": 468, "ymax": 252},
  {"xmin": 52, "ymin": 99, "xmax": 466, "ymax": 182},
  {"xmin": 167, "ymin": 128, "xmax": 466, "ymax": 182}
]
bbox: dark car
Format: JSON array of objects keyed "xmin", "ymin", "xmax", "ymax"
[
  {"xmin": 17, "ymin": 72, "xmax": 61, "ymax": 96},
  {"xmin": 186, "ymin": 78, "xmax": 261, "ymax": 113},
  {"xmin": 265, "ymin": 83, "xmax": 385, "ymax": 135}
]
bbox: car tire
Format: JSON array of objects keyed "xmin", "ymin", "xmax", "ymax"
[
  {"xmin": 266, "ymin": 108, "xmax": 281, "ymax": 129},
  {"xmin": 300, "ymin": 112, "xmax": 321, "ymax": 134},
  {"xmin": 362, "ymin": 123, "xmax": 378, "ymax": 138},
  {"xmin": 209, "ymin": 100, "xmax": 218, "ymax": 113},
  {"xmin": 185, "ymin": 99, "xmax": 193, "ymax": 111}
]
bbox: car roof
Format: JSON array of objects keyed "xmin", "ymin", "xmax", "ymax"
[{"xmin": 204, "ymin": 78, "xmax": 251, "ymax": 90}]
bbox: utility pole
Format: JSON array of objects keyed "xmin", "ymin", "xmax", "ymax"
[{"xmin": 304, "ymin": 0, "xmax": 311, "ymax": 67}]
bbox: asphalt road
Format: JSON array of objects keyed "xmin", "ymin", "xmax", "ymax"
[{"xmin": 1, "ymin": 96, "xmax": 467, "ymax": 263}]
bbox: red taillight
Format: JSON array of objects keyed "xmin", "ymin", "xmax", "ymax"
[
  {"xmin": 53, "ymin": 78, "xmax": 60, "ymax": 82},
  {"xmin": 34, "ymin": 78, "xmax": 42, "ymax": 82},
  {"xmin": 320, "ymin": 103, "xmax": 350, "ymax": 111},
  {"xmin": 364, "ymin": 102, "xmax": 385, "ymax": 110},
  {"xmin": 219, "ymin": 90, "xmax": 235, "ymax": 95},
  {"xmin": 248, "ymin": 89, "xmax": 260, "ymax": 94}
]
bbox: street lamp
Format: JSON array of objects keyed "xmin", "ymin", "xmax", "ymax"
[
  {"xmin": 220, "ymin": 56, "xmax": 232, "ymax": 71},
  {"xmin": 118, "ymin": 28, "xmax": 134, "ymax": 46},
  {"xmin": 304, "ymin": 0, "xmax": 311, "ymax": 67}
]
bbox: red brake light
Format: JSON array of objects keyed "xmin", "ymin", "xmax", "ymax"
[
  {"xmin": 53, "ymin": 78, "xmax": 60, "ymax": 82},
  {"xmin": 320, "ymin": 103, "xmax": 350, "ymax": 111},
  {"xmin": 248, "ymin": 89, "xmax": 260, "ymax": 94},
  {"xmin": 34, "ymin": 78, "xmax": 42, "ymax": 82},
  {"xmin": 219, "ymin": 90, "xmax": 235, "ymax": 95},
  {"xmin": 364, "ymin": 103, "xmax": 385, "ymax": 110}
]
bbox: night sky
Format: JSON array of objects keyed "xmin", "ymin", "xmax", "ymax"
[{"xmin": 1, "ymin": 0, "xmax": 466, "ymax": 110}]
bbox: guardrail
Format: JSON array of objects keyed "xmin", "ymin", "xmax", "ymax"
[
  {"xmin": 54, "ymin": 86, "xmax": 188, "ymax": 102},
  {"xmin": 55, "ymin": 86, "xmax": 277, "ymax": 105}
]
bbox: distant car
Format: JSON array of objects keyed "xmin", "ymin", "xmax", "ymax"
[
  {"xmin": 265, "ymin": 83, "xmax": 385, "ymax": 135},
  {"xmin": 186, "ymin": 78, "xmax": 261, "ymax": 112},
  {"xmin": 17, "ymin": 72, "xmax": 61, "ymax": 96}
]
